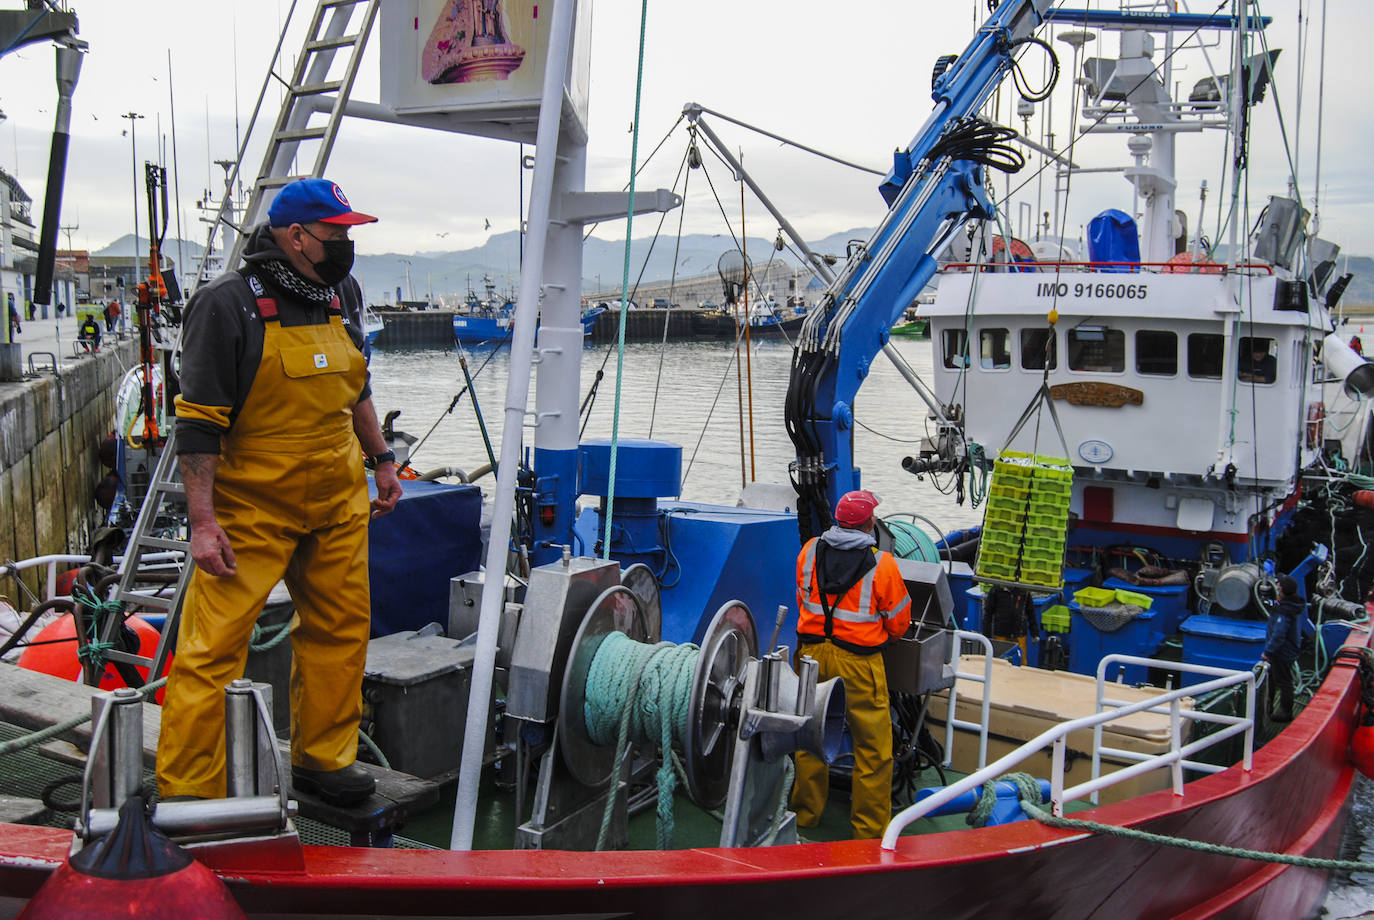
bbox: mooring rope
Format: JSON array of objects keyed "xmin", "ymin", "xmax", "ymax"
[
  {"xmin": 979, "ymin": 771, "xmax": 1374, "ymax": 872},
  {"xmin": 0, "ymin": 676, "xmax": 169, "ymax": 757}
]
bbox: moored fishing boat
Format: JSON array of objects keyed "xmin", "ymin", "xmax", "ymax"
[{"xmin": 3, "ymin": 1, "xmax": 1373, "ymax": 917}]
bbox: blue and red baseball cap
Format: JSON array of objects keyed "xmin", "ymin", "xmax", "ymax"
[
  {"xmin": 835, "ymin": 490, "xmax": 881, "ymax": 527},
  {"xmin": 268, "ymin": 178, "xmax": 378, "ymax": 227}
]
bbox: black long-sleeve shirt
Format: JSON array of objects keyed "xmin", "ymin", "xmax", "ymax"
[
  {"xmin": 174, "ymin": 224, "xmax": 369, "ymax": 455},
  {"xmin": 1264, "ymin": 596, "xmax": 1305, "ymax": 664}
]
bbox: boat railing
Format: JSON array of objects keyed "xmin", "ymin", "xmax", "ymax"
[
  {"xmin": 944, "ymin": 630, "xmax": 994, "ymax": 772},
  {"xmin": 881, "ymin": 656, "xmax": 1259, "ymax": 850},
  {"xmin": 937, "ymin": 261, "xmax": 1275, "ymax": 275},
  {"xmin": 3, "ymin": 552, "xmax": 184, "ymax": 603},
  {"xmin": 1089, "ymin": 654, "xmax": 1258, "ymax": 806}
]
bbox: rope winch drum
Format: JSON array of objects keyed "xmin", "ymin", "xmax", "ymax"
[{"xmin": 559, "ymin": 592, "xmax": 758, "ymax": 810}]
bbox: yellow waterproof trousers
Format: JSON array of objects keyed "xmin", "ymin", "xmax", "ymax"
[
  {"xmin": 791, "ymin": 641, "xmax": 893, "ymax": 839},
  {"xmin": 158, "ymin": 311, "xmax": 370, "ymax": 798}
]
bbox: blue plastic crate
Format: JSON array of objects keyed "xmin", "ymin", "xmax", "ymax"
[
  {"xmin": 1068, "ymin": 603, "xmax": 1161, "ymax": 685},
  {"xmin": 1178, "ymin": 615, "xmax": 1266, "ymax": 687}
]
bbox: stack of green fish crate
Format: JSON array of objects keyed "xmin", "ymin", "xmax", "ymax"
[{"xmin": 976, "ymin": 450, "xmax": 1073, "ymax": 589}]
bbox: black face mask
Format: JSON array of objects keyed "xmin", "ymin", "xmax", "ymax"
[{"xmin": 301, "ymin": 227, "xmax": 355, "ymax": 286}]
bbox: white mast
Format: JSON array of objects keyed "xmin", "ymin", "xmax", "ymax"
[{"xmin": 450, "ymin": 0, "xmax": 579, "ymax": 852}]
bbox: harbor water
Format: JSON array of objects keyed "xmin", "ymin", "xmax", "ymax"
[
  {"xmin": 368, "ymin": 335, "xmax": 1371, "ymax": 915},
  {"xmin": 368, "ymin": 335, "xmax": 984, "ymax": 532}
]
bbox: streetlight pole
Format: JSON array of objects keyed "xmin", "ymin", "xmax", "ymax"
[
  {"xmin": 120, "ymin": 111, "xmax": 144, "ymax": 334},
  {"xmin": 399, "ymin": 258, "xmax": 413, "ymax": 303}
]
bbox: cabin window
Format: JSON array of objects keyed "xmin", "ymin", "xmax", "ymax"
[
  {"xmin": 1237, "ymin": 336, "xmax": 1278, "ymax": 384},
  {"xmin": 980, "ymin": 328, "xmax": 1012, "ymax": 370},
  {"xmin": 1135, "ymin": 330, "xmax": 1177, "ymax": 376},
  {"xmin": 1067, "ymin": 326, "xmax": 1125, "ymax": 373},
  {"xmin": 942, "ymin": 328, "xmax": 970, "ymax": 368},
  {"xmin": 1021, "ymin": 328, "xmax": 1057, "ymax": 370},
  {"xmin": 1187, "ymin": 333, "xmax": 1224, "ymax": 379}
]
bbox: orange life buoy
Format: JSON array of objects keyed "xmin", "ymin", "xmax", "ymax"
[{"xmin": 1163, "ymin": 252, "xmax": 1225, "ymax": 274}]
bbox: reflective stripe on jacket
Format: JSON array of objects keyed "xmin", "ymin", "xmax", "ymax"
[{"xmin": 796, "ymin": 536, "xmax": 912, "ymax": 649}]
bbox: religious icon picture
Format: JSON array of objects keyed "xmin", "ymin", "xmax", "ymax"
[{"xmin": 422, "ymin": 0, "xmax": 527, "ymax": 84}]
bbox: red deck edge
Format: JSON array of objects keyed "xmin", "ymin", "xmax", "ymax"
[{"xmin": 1, "ymin": 626, "xmax": 1367, "ymax": 918}]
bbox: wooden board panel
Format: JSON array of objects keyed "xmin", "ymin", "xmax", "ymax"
[{"xmin": 0, "ymin": 662, "xmax": 161, "ymax": 766}]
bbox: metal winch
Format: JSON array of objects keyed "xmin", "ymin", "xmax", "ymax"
[{"xmin": 482, "ymin": 551, "xmax": 844, "ymax": 850}]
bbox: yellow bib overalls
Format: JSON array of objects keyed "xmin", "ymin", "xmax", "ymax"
[{"xmin": 157, "ymin": 289, "xmax": 371, "ymax": 798}]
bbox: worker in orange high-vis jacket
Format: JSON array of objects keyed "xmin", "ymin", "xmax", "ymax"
[{"xmin": 791, "ymin": 490, "xmax": 912, "ymax": 839}]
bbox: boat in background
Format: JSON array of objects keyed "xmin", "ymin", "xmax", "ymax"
[
  {"xmin": 453, "ymin": 275, "xmax": 605, "ymax": 344},
  {"xmin": 691, "ymin": 296, "xmax": 807, "ymax": 339},
  {"xmin": 453, "ymin": 300, "xmax": 605, "ymax": 344},
  {"xmin": 889, "ymin": 316, "xmax": 927, "ymax": 337},
  {"xmin": 362, "ymin": 306, "xmax": 384, "ymax": 350}
]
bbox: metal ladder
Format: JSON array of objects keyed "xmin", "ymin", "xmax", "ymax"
[
  {"xmin": 86, "ymin": 425, "xmax": 193, "ymax": 685},
  {"xmin": 222, "ymin": 0, "xmax": 379, "ymax": 270}
]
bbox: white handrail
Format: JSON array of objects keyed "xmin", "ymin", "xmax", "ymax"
[
  {"xmin": 944, "ymin": 630, "xmax": 993, "ymax": 770},
  {"xmin": 3, "ymin": 552, "xmax": 183, "ymax": 603},
  {"xmin": 1089, "ymin": 654, "xmax": 1258, "ymax": 804},
  {"xmin": 882, "ymin": 657, "xmax": 1258, "ymax": 850}
]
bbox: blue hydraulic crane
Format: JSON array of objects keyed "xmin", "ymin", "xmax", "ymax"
[{"xmin": 786, "ymin": 0, "xmax": 1055, "ymax": 540}]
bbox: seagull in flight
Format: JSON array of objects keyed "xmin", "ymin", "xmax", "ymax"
[
  {"xmin": 436, "ymin": 231, "xmax": 450, "ymax": 238},
  {"xmin": 484, "ymin": 218, "xmax": 491, "ymax": 231}
]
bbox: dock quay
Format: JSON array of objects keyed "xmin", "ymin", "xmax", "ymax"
[{"xmin": 0, "ymin": 320, "xmax": 136, "ymax": 594}]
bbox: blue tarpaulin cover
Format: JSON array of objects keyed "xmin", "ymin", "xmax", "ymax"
[
  {"xmin": 366, "ymin": 479, "xmax": 482, "ymax": 636},
  {"xmin": 1087, "ymin": 208, "xmax": 1141, "ymax": 271}
]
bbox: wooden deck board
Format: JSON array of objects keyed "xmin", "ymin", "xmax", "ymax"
[{"xmin": 0, "ymin": 662, "xmax": 161, "ymax": 766}]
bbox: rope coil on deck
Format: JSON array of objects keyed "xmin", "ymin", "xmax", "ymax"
[{"xmin": 584, "ymin": 631, "xmax": 698, "ymax": 850}]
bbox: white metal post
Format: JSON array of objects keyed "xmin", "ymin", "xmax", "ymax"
[{"xmin": 449, "ymin": 0, "xmax": 578, "ymax": 852}]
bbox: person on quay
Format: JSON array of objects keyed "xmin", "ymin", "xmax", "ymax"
[
  {"xmin": 77, "ymin": 314, "xmax": 101, "ymax": 351},
  {"xmin": 157, "ymin": 178, "xmax": 402, "ymax": 805},
  {"xmin": 1261, "ymin": 574, "xmax": 1306, "ymax": 723},
  {"xmin": 791, "ymin": 489, "xmax": 912, "ymax": 838}
]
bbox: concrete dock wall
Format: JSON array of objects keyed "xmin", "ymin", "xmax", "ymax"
[{"xmin": 0, "ymin": 341, "xmax": 136, "ymax": 592}]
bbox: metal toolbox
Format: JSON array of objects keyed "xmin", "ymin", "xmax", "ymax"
[
  {"xmin": 882, "ymin": 558, "xmax": 956, "ymax": 695},
  {"xmin": 362, "ymin": 630, "xmax": 479, "ymax": 781}
]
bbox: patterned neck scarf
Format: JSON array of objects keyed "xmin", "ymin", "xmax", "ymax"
[{"xmin": 259, "ymin": 258, "xmax": 334, "ymax": 305}]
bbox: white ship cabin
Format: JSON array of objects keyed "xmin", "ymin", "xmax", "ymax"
[
  {"xmin": 921, "ymin": 19, "xmax": 1333, "ymax": 546},
  {"xmin": 926, "ymin": 265, "xmax": 1321, "ymax": 542}
]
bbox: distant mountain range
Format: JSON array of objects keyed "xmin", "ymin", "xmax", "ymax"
[{"xmin": 92, "ymin": 230, "xmax": 1374, "ymax": 307}]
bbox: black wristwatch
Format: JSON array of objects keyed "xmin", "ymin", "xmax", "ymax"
[{"xmin": 369, "ymin": 449, "xmax": 397, "ymax": 466}]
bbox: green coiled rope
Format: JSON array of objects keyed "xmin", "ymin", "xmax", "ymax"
[{"xmin": 585, "ymin": 631, "xmax": 698, "ymax": 850}]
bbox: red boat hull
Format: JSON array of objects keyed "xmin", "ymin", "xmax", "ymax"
[{"xmin": 1, "ymin": 630, "xmax": 1366, "ymax": 919}]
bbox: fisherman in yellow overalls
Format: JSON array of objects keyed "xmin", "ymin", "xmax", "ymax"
[{"xmin": 158, "ymin": 179, "xmax": 402, "ymax": 805}]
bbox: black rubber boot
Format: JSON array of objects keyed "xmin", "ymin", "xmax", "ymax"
[{"xmin": 291, "ymin": 763, "xmax": 376, "ymax": 806}]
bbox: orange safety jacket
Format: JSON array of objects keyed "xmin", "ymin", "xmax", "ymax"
[{"xmin": 796, "ymin": 536, "xmax": 912, "ymax": 653}]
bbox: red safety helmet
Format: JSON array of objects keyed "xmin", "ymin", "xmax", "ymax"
[{"xmin": 835, "ymin": 490, "xmax": 881, "ymax": 527}]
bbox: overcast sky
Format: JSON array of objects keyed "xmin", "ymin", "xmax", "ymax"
[{"xmin": 0, "ymin": 0, "xmax": 1368, "ymax": 267}]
